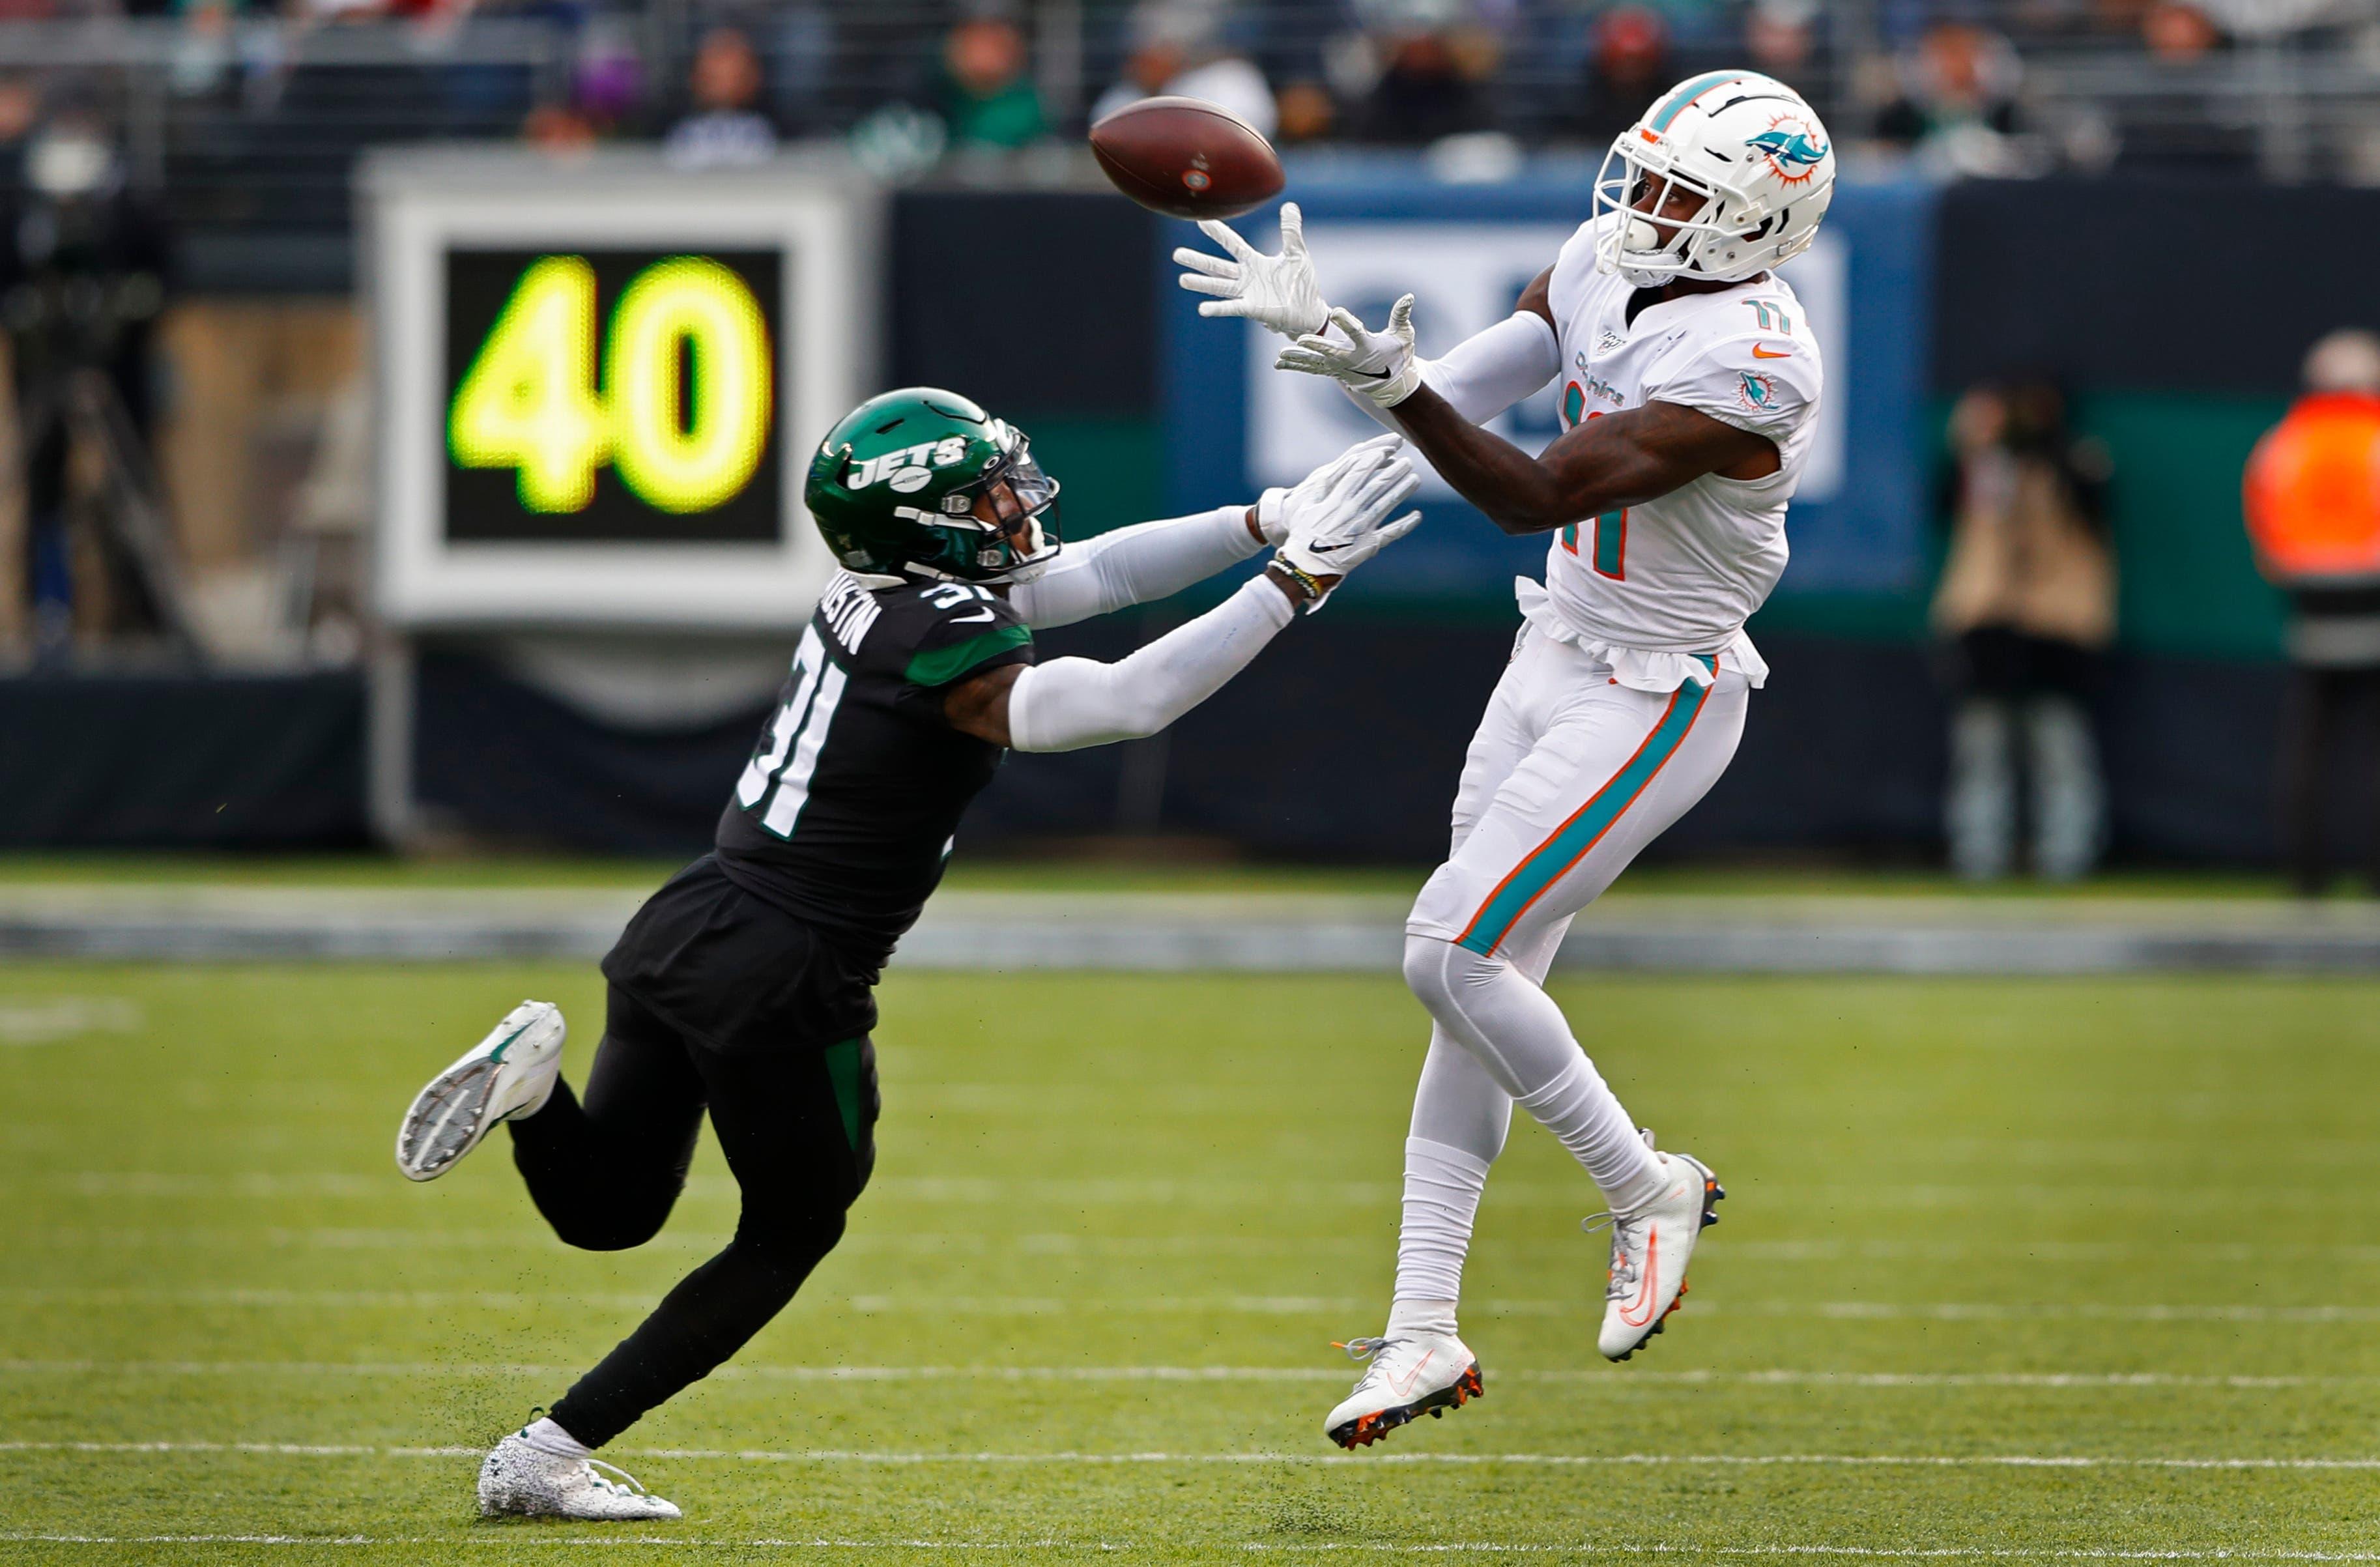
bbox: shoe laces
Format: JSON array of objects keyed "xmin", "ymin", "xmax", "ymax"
[
  {"xmin": 1583, "ymin": 1211, "xmax": 1649, "ymax": 1302},
  {"xmin": 1331, "ymin": 1335, "xmax": 1407, "ymax": 1393},
  {"xmin": 583, "ymin": 1457, "xmax": 655, "ymax": 1497}
]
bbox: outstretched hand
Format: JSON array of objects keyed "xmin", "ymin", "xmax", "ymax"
[
  {"xmin": 1174, "ymin": 202, "xmax": 1330, "ymax": 339},
  {"xmin": 1254, "ymin": 431, "xmax": 1403, "ymax": 545},
  {"xmin": 1267, "ymin": 437, "xmax": 1424, "ymax": 612},
  {"xmin": 1276, "ymin": 295, "xmax": 1422, "ymax": 411}
]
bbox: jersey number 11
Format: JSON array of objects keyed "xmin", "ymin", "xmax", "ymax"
[{"xmin": 1561, "ymin": 510, "xmax": 1627, "ymax": 581}]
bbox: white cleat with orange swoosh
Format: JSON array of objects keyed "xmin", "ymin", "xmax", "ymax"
[
  {"xmin": 1592, "ymin": 1147, "xmax": 1724, "ymax": 1361},
  {"xmin": 1323, "ymin": 1332, "xmax": 1484, "ymax": 1450}
]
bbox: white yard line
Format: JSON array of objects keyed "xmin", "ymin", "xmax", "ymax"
[
  {"xmin": 7, "ymin": 1227, "xmax": 1381, "ymax": 1258},
  {"xmin": 25, "ymin": 1229, "xmax": 2380, "ymax": 1267},
  {"xmin": 0, "ymin": 1534, "xmax": 1102, "ymax": 1549},
  {"xmin": 1, "ymin": 1538, "xmax": 2376, "ymax": 1560},
  {"xmin": 0, "ymin": 1287, "xmax": 1371, "ymax": 1314},
  {"xmin": 0, "ymin": 1360, "xmax": 2357, "ymax": 1391},
  {"xmin": 5, "ymin": 1287, "xmax": 2376, "ymax": 1323},
  {"xmin": 1248, "ymin": 1549, "xmax": 2380, "ymax": 1562},
  {"xmin": 20, "ymin": 1173, "xmax": 2351, "ymax": 1208},
  {"xmin": 5, "ymin": 1442, "xmax": 2378, "ymax": 1471}
]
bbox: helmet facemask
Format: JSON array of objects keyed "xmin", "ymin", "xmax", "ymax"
[
  {"xmin": 1592, "ymin": 135, "xmax": 1818, "ymax": 291},
  {"xmin": 936, "ymin": 436, "xmax": 1063, "ymax": 583}
]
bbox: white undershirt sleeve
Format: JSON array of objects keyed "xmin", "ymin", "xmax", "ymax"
[
  {"xmin": 1343, "ymin": 309, "xmax": 1563, "ymax": 431},
  {"xmin": 1005, "ymin": 575, "xmax": 1295, "ymax": 753},
  {"xmin": 1008, "ymin": 506, "xmax": 1263, "ymax": 631}
]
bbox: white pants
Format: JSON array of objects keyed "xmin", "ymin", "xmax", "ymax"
[
  {"xmin": 1386, "ymin": 624, "xmax": 1752, "ymax": 1313},
  {"xmin": 1408, "ymin": 625, "xmax": 1751, "ymax": 959}
]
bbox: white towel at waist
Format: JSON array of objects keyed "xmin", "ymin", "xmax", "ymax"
[{"xmin": 1513, "ymin": 577, "xmax": 1770, "ymax": 694}]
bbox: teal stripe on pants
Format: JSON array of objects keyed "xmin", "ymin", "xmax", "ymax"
[{"xmin": 1457, "ymin": 672, "xmax": 1713, "ymax": 957}]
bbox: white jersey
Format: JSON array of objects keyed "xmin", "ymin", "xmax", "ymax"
[{"xmin": 1532, "ymin": 212, "xmax": 1824, "ymax": 686}]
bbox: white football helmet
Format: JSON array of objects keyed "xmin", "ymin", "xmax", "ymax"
[{"xmin": 1592, "ymin": 70, "xmax": 1836, "ymax": 290}]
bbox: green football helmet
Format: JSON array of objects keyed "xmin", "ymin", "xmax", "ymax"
[{"xmin": 805, "ymin": 387, "xmax": 1063, "ymax": 582}]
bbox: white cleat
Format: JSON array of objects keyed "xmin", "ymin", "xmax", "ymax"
[
  {"xmin": 1322, "ymin": 1332, "xmax": 1484, "ymax": 1450},
  {"xmin": 394, "ymin": 1000, "xmax": 566, "ymax": 1183},
  {"xmin": 477, "ymin": 1431, "xmax": 682, "ymax": 1521},
  {"xmin": 1593, "ymin": 1148, "xmax": 1724, "ymax": 1361}
]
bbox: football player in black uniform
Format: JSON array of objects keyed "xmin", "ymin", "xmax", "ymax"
[{"xmin": 394, "ymin": 388, "xmax": 1420, "ymax": 1519}]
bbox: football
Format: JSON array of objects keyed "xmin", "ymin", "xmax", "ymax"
[{"xmin": 1089, "ymin": 95, "xmax": 1285, "ymax": 220}]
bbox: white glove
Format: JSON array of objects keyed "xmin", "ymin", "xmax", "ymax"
[
  {"xmin": 1276, "ymin": 295, "xmax": 1421, "ymax": 410},
  {"xmin": 1254, "ymin": 432, "xmax": 1405, "ymax": 545},
  {"xmin": 1173, "ymin": 202, "xmax": 1330, "ymax": 339},
  {"xmin": 1270, "ymin": 439, "xmax": 1423, "ymax": 611}
]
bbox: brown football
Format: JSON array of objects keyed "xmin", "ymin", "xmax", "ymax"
[{"xmin": 1089, "ymin": 96, "xmax": 1285, "ymax": 220}]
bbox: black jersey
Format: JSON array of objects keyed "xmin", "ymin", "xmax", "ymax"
[{"xmin": 713, "ymin": 571, "xmax": 1035, "ymax": 962}]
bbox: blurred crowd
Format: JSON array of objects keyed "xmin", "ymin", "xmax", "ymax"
[
  {"xmin": 3, "ymin": 1, "xmax": 2379, "ymax": 883},
  {"xmin": 0, "ymin": 0, "xmax": 2370, "ymax": 186}
]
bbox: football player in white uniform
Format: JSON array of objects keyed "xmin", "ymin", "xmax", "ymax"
[{"xmin": 1175, "ymin": 70, "xmax": 1834, "ymax": 1447}]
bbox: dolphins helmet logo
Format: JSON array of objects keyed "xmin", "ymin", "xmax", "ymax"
[{"xmin": 1747, "ymin": 115, "xmax": 1829, "ymax": 185}]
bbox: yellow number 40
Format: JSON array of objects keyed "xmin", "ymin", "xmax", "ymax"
[{"xmin": 448, "ymin": 255, "xmax": 772, "ymax": 516}]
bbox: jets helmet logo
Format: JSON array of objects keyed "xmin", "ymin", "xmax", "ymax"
[
  {"xmin": 846, "ymin": 437, "xmax": 971, "ymax": 490},
  {"xmin": 1746, "ymin": 115, "xmax": 1828, "ymax": 186}
]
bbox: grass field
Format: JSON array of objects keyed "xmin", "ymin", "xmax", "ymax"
[{"xmin": 4, "ymin": 962, "xmax": 2379, "ymax": 1562}]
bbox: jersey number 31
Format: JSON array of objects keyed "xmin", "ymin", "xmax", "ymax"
[{"xmin": 736, "ymin": 627, "xmax": 847, "ymax": 839}]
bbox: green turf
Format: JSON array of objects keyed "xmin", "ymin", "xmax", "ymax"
[{"xmin": 3, "ymin": 964, "xmax": 2376, "ymax": 1562}]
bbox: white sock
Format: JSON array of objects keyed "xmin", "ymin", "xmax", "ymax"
[
  {"xmin": 1387, "ymin": 1296, "xmax": 1460, "ymax": 1342},
  {"xmin": 1515, "ymin": 1058, "xmax": 1663, "ymax": 1213},
  {"xmin": 521, "ymin": 1415, "xmax": 590, "ymax": 1461},
  {"xmin": 1393, "ymin": 1135, "xmax": 1492, "ymax": 1323},
  {"xmin": 1405, "ymin": 936, "xmax": 1663, "ymax": 1213}
]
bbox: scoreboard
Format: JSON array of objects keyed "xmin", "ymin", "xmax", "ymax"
[
  {"xmin": 367, "ymin": 152, "xmax": 874, "ymax": 629},
  {"xmin": 444, "ymin": 249, "xmax": 781, "ymax": 541}
]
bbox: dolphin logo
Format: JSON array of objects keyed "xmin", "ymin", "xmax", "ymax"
[{"xmin": 1747, "ymin": 124, "xmax": 1829, "ymax": 184}]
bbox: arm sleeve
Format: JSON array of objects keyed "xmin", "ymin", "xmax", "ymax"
[
  {"xmin": 1642, "ymin": 334, "xmax": 1824, "ymax": 448},
  {"xmin": 1008, "ymin": 505, "xmax": 1263, "ymax": 631},
  {"xmin": 1341, "ymin": 309, "xmax": 1563, "ymax": 431},
  {"xmin": 1005, "ymin": 574, "xmax": 1295, "ymax": 753},
  {"xmin": 1420, "ymin": 309, "xmax": 1562, "ymax": 422}
]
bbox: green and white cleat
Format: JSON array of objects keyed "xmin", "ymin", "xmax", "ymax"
[
  {"xmin": 394, "ymin": 1000, "xmax": 565, "ymax": 1183},
  {"xmin": 477, "ymin": 1431, "xmax": 681, "ymax": 1521},
  {"xmin": 1593, "ymin": 1148, "xmax": 1724, "ymax": 1361}
]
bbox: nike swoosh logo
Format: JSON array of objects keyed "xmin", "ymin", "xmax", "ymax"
[
  {"xmin": 947, "ymin": 609, "xmax": 996, "ymax": 625},
  {"xmin": 1309, "ymin": 540, "xmax": 1357, "ymax": 555},
  {"xmin": 1619, "ymin": 1226, "xmax": 1660, "ymax": 1327},
  {"xmin": 1388, "ymin": 1349, "xmax": 1435, "ymax": 1397},
  {"xmin": 1751, "ymin": 343, "xmax": 1792, "ymax": 359},
  {"xmin": 487, "ymin": 1024, "xmax": 531, "ymax": 1065}
]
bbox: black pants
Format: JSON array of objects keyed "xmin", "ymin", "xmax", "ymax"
[
  {"xmin": 507, "ymin": 985, "xmax": 877, "ymax": 1448},
  {"xmin": 2279, "ymin": 664, "xmax": 2380, "ymax": 896}
]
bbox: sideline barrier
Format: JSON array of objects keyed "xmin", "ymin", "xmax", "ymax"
[{"xmin": 3, "ymin": 885, "xmax": 2370, "ymax": 973}]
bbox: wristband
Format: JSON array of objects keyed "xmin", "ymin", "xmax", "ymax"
[{"xmin": 1267, "ymin": 556, "xmax": 1330, "ymax": 613}]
